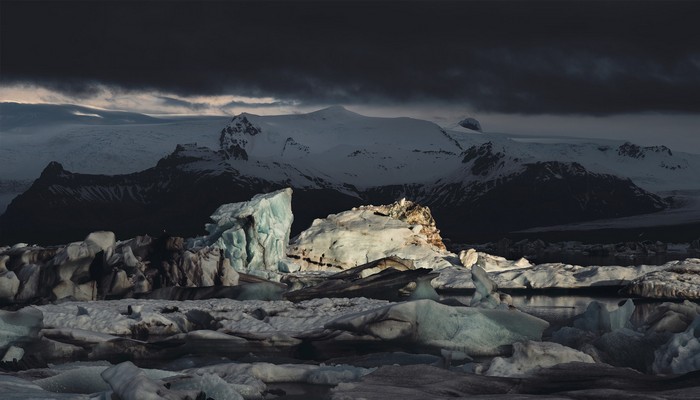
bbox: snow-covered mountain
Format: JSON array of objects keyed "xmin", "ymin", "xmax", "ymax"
[
  {"xmin": 0, "ymin": 102, "xmax": 228, "ymax": 213},
  {"xmin": 216, "ymin": 106, "xmax": 700, "ymax": 192},
  {"xmin": 2, "ymin": 105, "xmax": 699, "ymax": 245}
]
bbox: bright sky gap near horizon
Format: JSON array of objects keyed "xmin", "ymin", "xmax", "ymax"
[{"xmin": 1, "ymin": 1, "xmax": 699, "ymax": 152}]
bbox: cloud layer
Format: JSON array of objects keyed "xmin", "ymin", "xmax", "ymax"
[{"xmin": 2, "ymin": 1, "xmax": 699, "ymax": 114}]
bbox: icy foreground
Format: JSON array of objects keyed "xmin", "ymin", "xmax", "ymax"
[
  {"xmin": 2, "ymin": 190, "xmax": 700, "ymax": 398},
  {"xmin": 0, "ymin": 296, "xmax": 698, "ymax": 399}
]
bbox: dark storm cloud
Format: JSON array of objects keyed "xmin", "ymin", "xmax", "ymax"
[{"xmin": 2, "ymin": 1, "xmax": 699, "ymax": 114}]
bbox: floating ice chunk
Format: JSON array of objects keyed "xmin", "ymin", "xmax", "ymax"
[
  {"xmin": 51, "ymin": 280, "xmax": 96, "ymax": 302},
  {"xmin": 101, "ymin": 361, "xmax": 203, "ymax": 400},
  {"xmin": 494, "ymin": 263, "xmax": 662, "ymax": 290},
  {"xmin": 0, "ymin": 307, "xmax": 43, "ymax": 351},
  {"xmin": 594, "ymin": 328, "xmax": 665, "ymax": 372},
  {"xmin": 624, "ymin": 259, "xmax": 700, "ymax": 299},
  {"xmin": 653, "ymin": 316, "xmax": 700, "ymax": 374},
  {"xmin": 643, "ymin": 301, "xmax": 700, "ymax": 333},
  {"xmin": 475, "ymin": 252, "xmax": 532, "ymax": 272},
  {"xmin": 0, "ymin": 270, "xmax": 20, "ymax": 300},
  {"xmin": 573, "ymin": 299, "xmax": 634, "ymax": 333},
  {"xmin": 327, "ymin": 299, "xmax": 548, "ymax": 356},
  {"xmin": 458, "ymin": 248, "xmax": 478, "ymax": 268},
  {"xmin": 1, "ymin": 345, "xmax": 24, "ymax": 362},
  {"xmin": 35, "ymin": 366, "xmax": 112, "ymax": 393},
  {"xmin": 486, "ymin": 340, "xmax": 595, "ymax": 377},
  {"xmin": 288, "ymin": 207, "xmax": 456, "ymax": 271},
  {"xmin": 85, "ymin": 231, "xmax": 116, "ymax": 252},
  {"xmin": 189, "ymin": 188, "xmax": 295, "ymax": 279},
  {"xmin": 166, "ymin": 373, "xmax": 243, "ymax": 400},
  {"xmin": 0, "ymin": 374, "xmax": 95, "ymax": 399},
  {"xmin": 14, "ymin": 264, "xmax": 42, "ymax": 302},
  {"xmin": 189, "ymin": 362, "xmax": 371, "ymax": 385},
  {"xmin": 407, "ymin": 275, "xmax": 440, "ymax": 301},
  {"xmin": 470, "ymin": 264, "xmax": 509, "ymax": 309}
]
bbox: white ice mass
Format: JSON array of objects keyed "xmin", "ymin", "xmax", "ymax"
[
  {"xmin": 288, "ymin": 200, "xmax": 455, "ymax": 271},
  {"xmin": 485, "ymin": 340, "xmax": 595, "ymax": 377}
]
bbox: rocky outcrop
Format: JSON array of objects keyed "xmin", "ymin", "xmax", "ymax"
[
  {"xmin": 458, "ymin": 117, "xmax": 482, "ymax": 132},
  {"xmin": 461, "ymin": 142, "xmax": 506, "ymax": 176},
  {"xmin": 618, "ymin": 142, "xmax": 673, "ymax": 158},
  {"xmin": 1, "ymin": 140, "xmax": 670, "ymax": 246},
  {"xmin": 219, "ymin": 114, "xmax": 261, "ymax": 160}
]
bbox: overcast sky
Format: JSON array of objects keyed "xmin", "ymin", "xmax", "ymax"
[{"xmin": 1, "ymin": 1, "xmax": 699, "ymax": 150}]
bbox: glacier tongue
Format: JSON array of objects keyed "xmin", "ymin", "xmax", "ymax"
[{"xmin": 189, "ymin": 188, "xmax": 296, "ymax": 279}]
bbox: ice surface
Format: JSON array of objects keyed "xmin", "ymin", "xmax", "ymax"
[
  {"xmin": 327, "ymin": 299, "xmax": 548, "ymax": 356},
  {"xmin": 0, "ymin": 106, "xmax": 227, "ymax": 182},
  {"xmin": 573, "ymin": 299, "xmax": 635, "ymax": 333},
  {"xmin": 434, "ymin": 260, "xmax": 667, "ymax": 291},
  {"xmin": 406, "ymin": 276, "xmax": 440, "ymax": 301},
  {"xmin": 625, "ymin": 258, "xmax": 700, "ymax": 299},
  {"xmin": 0, "ymin": 270, "xmax": 20, "ymax": 300},
  {"xmin": 0, "ymin": 307, "xmax": 43, "ymax": 351},
  {"xmin": 189, "ymin": 188, "xmax": 295, "ymax": 279},
  {"xmin": 470, "ymin": 264, "xmax": 508, "ymax": 309},
  {"xmin": 189, "ymin": 362, "xmax": 372, "ymax": 385},
  {"xmin": 643, "ymin": 301, "xmax": 700, "ymax": 333},
  {"xmin": 0, "ymin": 374, "xmax": 94, "ymax": 400},
  {"xmin": 35, "ymin": 366, "xmax": 113, "ymax": 393},
  {"xmin": 101, "ymin": 361, "xmax": 202, "ymax": 400},
  {"xmin": 34, "ymin": 297, "xmax": 390, "ymax": 343},
  {"xmin": 330, "ymin": 362, "xmax": 700, "ymax": 400},
  {"xmin": 288, "ymin": 207, "xmax": 456, "ymax": 271},
  {"xmin": 166, "ymin": 373, "xmax": 244, "ymax": 400},
  {"xmin": 653, "ymin": 316, "xmax": 700, "ymax": 374},
  {"xmin": 485, "ymin": 340, "xmax": 595, "ymax": 377},
  {"xmin": 1, "ymin": 345, "xmax": 24, "ymax": 362}
]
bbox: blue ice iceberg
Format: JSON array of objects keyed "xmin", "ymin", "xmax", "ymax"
[{"xmin": 189, "ymin": 188, "xmax": 296, "ymax": 279}]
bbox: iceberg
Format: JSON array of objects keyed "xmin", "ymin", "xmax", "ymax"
[
  {"xmin": 326, "ymin": 299, "xmax": 548, "ymax": 356},
  {"xmin": 0, "ymin": 307, "xmax": 43, "ymax": 352},
  {"xmin": 470, "ymin": 264, "xmax": 510, "ymax": 309},
  {"xmin": 101, "ymin": 361, "xmax": 202, "ymax": 400},
  {"xmin": 624, "ymin": 259, "xmax": 700, "ymax": 299},
  {"xmin": 288, "ymin": 201, "xmax": 456, "ymax": 271},
  {"xmin": 189, "ymin": 188, "xmax": 295, "ymax": 279},
  {"xmin": 573, "ymin": 299, "xmax": 635, "ymax": 333},
  {"xmin": 653, "ymin": 316, "xmax": 700, "ymax": 374},
  {"xmin": 485, "ymin": 340, "xmax": 595, "ymax": 377}
]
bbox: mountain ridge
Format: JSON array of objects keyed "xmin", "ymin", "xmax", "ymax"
[{"xmin": 2, "ymin": 105, "xmax": 698, "ymax": 245}]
